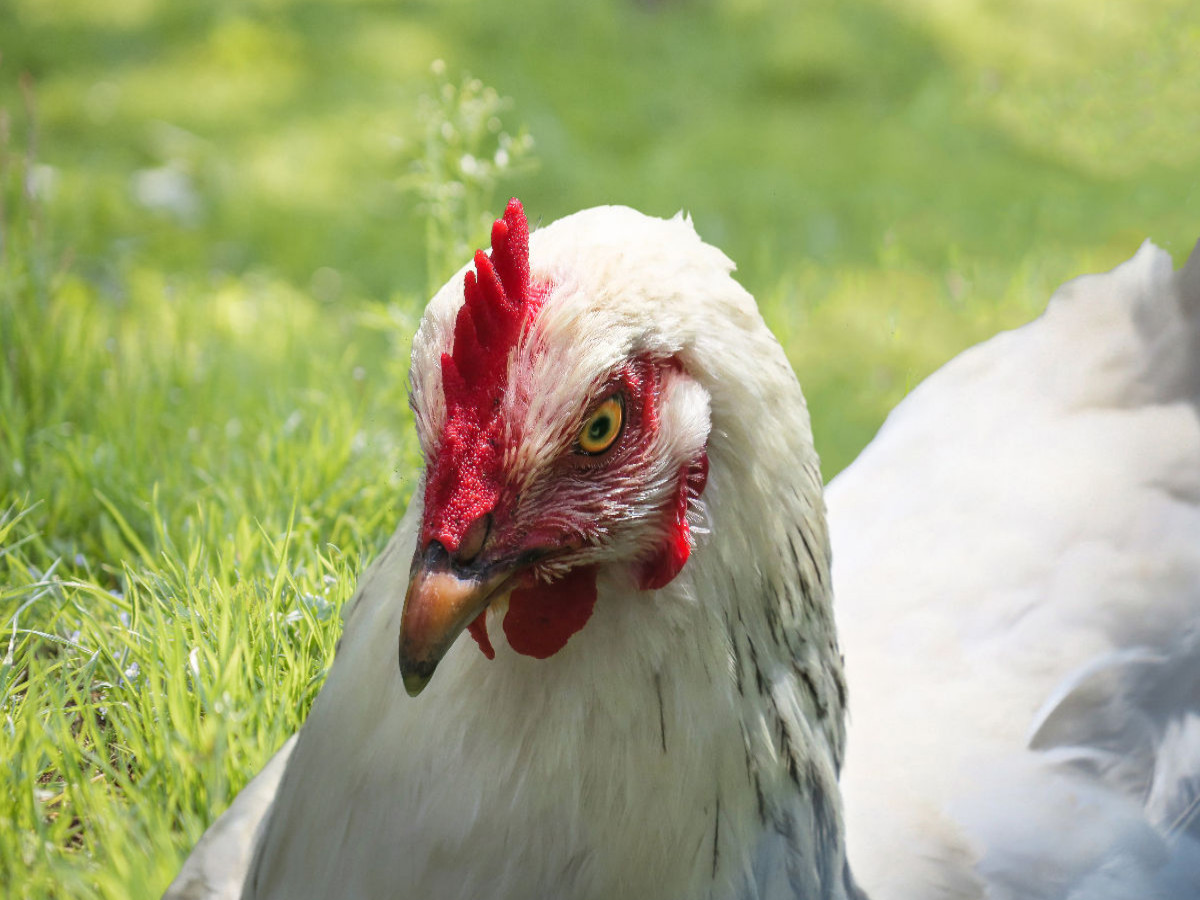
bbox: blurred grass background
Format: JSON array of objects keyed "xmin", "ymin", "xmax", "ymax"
[{"xmin": 1, "ymin": 0, "xmax": 1197, "ymax": 896}]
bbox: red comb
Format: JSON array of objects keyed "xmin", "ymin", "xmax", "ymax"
[
  {"xmin": 423, "ymin": 199, "xmax": 545, "ymax": 552},
  {"xmin": 439, "ymin": 198, "xmax": 534, "ymax": 411}
]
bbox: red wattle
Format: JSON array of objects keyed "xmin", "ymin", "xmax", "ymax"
[
  {"xmin": 637, "ymin": 529, "xmax": 692, "ymax": 592},
  {"xmin": 467, "ymin": 610, "xmax": 495, "ymax": 659},
  {"xmin": 637, "ymin": 451, "xmax": 709, "ymax": 591},
  {"xmin": 502, "ymin": 566, "xmax": 598, "ymax": 659}
]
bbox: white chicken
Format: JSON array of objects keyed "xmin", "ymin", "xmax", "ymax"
[{"xmin": 165, "ymin": 199, "xmax": 1200, "ymax": 900}]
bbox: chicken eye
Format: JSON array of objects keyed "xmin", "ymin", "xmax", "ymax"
[{"xmin": 577, "ymin": 396, "xmax": 624, "ymax": 455}]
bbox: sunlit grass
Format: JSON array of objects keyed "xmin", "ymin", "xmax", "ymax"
[
  {"xmin": 2, "ymin": 500, "xmax": 362, "ymax": 898},
  {"xmin": 1, "ymin": 85, "xmax": 421, "ymax": 896},
  {"xmin": 1, "ymin": 0, "xmax": 1197, "ymax": 896}
]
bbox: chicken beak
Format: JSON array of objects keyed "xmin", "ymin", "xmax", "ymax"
[{"xmin": 398, "ymin": 542, "xmax": 514, "ymax": 697}]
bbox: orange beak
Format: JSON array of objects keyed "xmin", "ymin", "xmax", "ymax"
[{"xmin": 397, "ymin": 543, "xmax": 517, "ymax": 696}]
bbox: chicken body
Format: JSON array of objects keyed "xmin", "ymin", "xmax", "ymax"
[
  {"xmin": 166, "ymin": 203, "xmax": 1200, "ymax": 900},
  {"xmin": 833, "ymin": 241, "xmax": 1200, "ymax": 899},
  {"xmin": 170, "ymin": 203, "xmax": 857, "ymax": 900}
]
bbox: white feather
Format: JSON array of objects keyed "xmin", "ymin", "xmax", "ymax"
[{"xmin": 832, "ymin": 239, "xmax": 1200, "ymax": 899}]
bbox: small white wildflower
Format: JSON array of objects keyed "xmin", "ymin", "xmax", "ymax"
[
  {"xmin": 29, "ymin": 165, "xmax": 58, "ymax": 201},
  {"xmin": 459, "ymin": 153, "xmax": 480, "ymax": 177},
  {"xmin": 131, "ymin": 165, "xmax": 201, "ymax": 224}
]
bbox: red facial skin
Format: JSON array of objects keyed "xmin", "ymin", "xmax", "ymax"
[
  {"xmin": 459, "ymin": 358, "xmax": 709, "ymax": 660},
  {"xmin": 422, "ymin": 199, "xmax": 708, "ymax": 661}
]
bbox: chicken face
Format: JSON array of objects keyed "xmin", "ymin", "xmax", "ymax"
[{"xmin": 398, "ymin": 200, "xmax": 711, "ymax": 695}]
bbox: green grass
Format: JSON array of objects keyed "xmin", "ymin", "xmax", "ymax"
[{"xmin": 1, "ymin": 0, "xmax": 1198, "ymax": 896}]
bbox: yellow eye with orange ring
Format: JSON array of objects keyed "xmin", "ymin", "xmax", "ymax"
[{"xmin": 577, "ymin": 395, "xmax": 624, "ymax": 455}]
